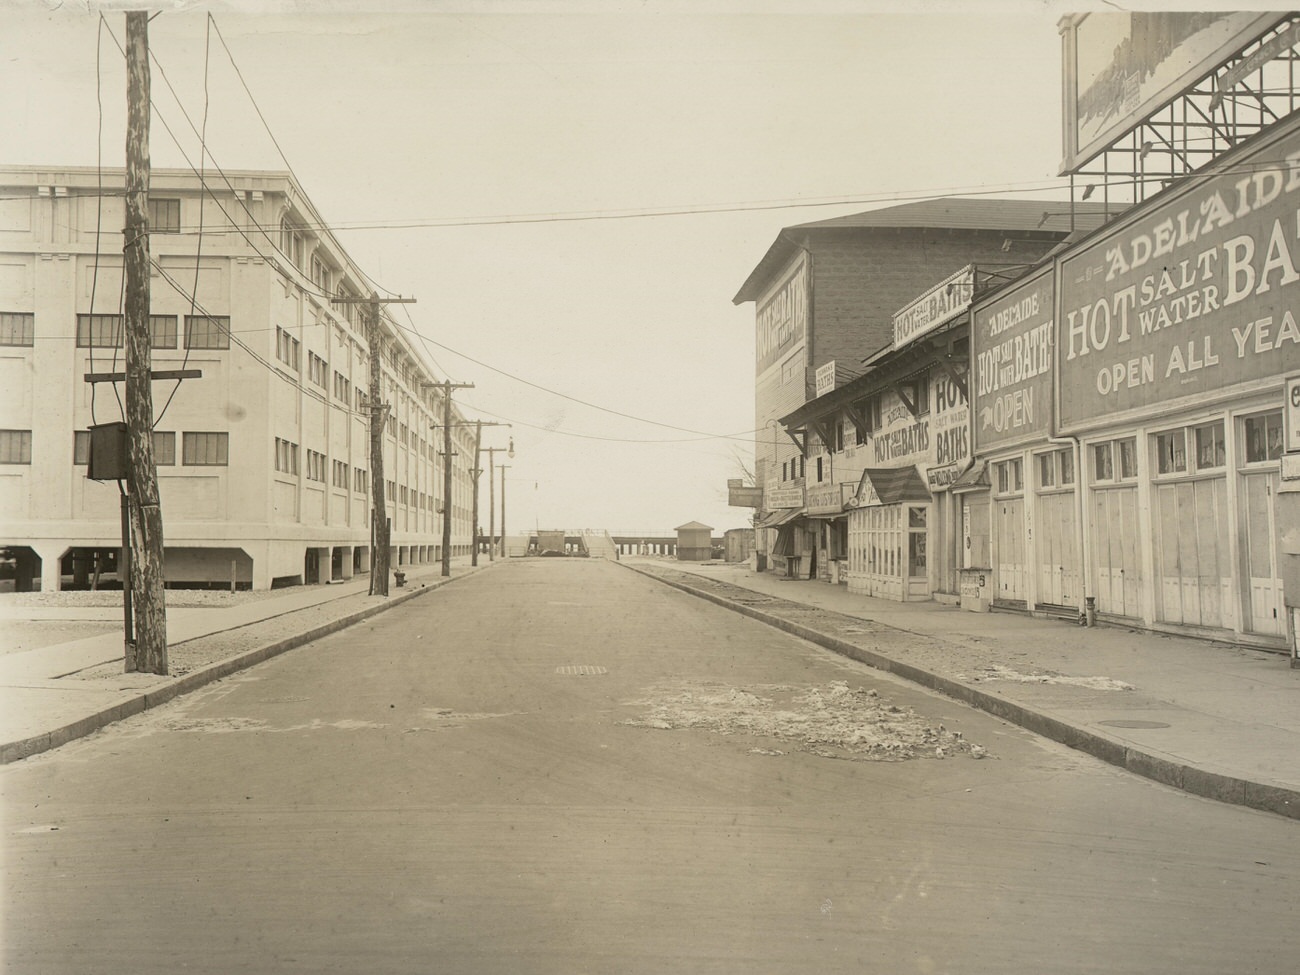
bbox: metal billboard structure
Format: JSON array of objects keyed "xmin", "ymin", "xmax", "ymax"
[{"xmin": 1061, "ymin": 12, "xmax": 1300, "ymax": 215}]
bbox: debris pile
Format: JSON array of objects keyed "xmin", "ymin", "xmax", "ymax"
[{"xmin": 623, "ymin": 680, "xmax": 986, "ymax": 761}]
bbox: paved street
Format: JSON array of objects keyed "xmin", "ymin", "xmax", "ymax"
[{"xmin": 4, "ymin": 559, "xmax": 1298, "ymax": 974}]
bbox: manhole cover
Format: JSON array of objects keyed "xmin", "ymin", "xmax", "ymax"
[
  {"xmin": 1097, "ymin": 719, "xmax": 1171, "ymax": 729},
  {"xmin": 555, "ymin": 665, "xmax": 608, "ymax": 676}
]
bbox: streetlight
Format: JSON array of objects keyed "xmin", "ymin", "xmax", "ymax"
[{"xmin": 499, "ymin": 462, "xmax": 511, "ymax": 559}]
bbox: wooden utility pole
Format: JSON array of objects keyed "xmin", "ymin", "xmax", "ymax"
[
  {"xmin": 469, "ymin": 422, "xmax": 509, "ymax": 567},
  {"xmin": 435, "ymin": 380, "xmax": 474, "ymax": 577},
  {"xmin": 499, "ymin": 463, "xmax": 511, "ymax": 560},
  {"xmin": 330, "ymin": 292, "xmax": 415, "ymax": 596},
  {"xmin": 123, "ymin": 11, "xmax": 168, "ymax": 675}
]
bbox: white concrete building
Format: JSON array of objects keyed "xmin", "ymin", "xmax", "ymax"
[{"xmin": 0, "ymin": 166, "xmax": 477, "ymax": 591}]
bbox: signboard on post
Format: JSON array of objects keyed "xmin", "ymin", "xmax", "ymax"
[{"xmin": 727, "ymin": 479, "xmax": 764, "ymax": 507}]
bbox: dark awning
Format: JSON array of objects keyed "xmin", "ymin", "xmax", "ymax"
[
  {"xmin": 855, "ymin": 467, "xmax": 932, "ymax": 506},
  {"xmin": 755, "ymin": 507, "xmax": 804, "ymax": 530},
  {"xmin": 950, "ymin": 459, "xmax": 990, "ymax": 494}
]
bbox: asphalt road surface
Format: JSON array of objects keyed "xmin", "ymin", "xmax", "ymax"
[{"xmin": 4, "ymin": 560, "xmax": 1297, "ymax": 974}]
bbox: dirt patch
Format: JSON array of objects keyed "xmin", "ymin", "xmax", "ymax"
[
  {"xmin": 957, "ymin": 665, "xmax": 1134, "ymax": 691},
  {"xmin": 622, "ymin": 680, "xmax": 986, "ymax": 761}
]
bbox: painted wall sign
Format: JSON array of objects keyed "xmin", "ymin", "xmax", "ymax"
[
  {"xmin": 1059, "ymin": 123, "xmax": 1300, "ymax": 429},
  {"xmin": 971, "ymin": 268, "xmax": 1054, "ymax": 450},
  {"xmin": 755, "ymin": 254, "xmax": 809, "ymax": 376},
  {"xmin": 766, "ymin": 486, "xmax": 804, "ymax": 509},
  {"xmin": 893, "ymin": 265, "xmax": 974, "ymax": 348},
  {"xmin": 806, "ymin": 483, "xmax": 842, "ymax": 515}
]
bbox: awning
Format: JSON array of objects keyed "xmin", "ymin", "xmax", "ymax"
[
  {"xmin": 755, "ymin": 506, "xmax": 804, "ymax": 530},
  {"xmin": 854, "ymin": 467, "xmax": 932, "ymax": 506},
  {"xmin": 950, "ymin": 459, "xmax": 991, "ymax": 494}
]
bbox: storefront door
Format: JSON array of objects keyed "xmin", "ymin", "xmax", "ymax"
[
  {"xmin": 1240, "ymin": 469, "xmax": 1284, "ymax": 636},
  {"xmin": 1090, "ymin": 486, "xmax": 1141, "ymax": 618},
  {"xmin": 1033, "ymin": 448, "xmax": 1079, "ymax": 610},
  {"xmin": 992, "ymin": 458, "xmax": 1026, "ymax": 605}
]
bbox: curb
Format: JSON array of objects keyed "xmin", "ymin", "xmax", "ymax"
[
  {"xmin": 0, "ymin": 570, "xmax": 473, "ymax": 765},
  {"xmin": 624, "ymin": 563, "xmax": 1300, "ymax": 821}
]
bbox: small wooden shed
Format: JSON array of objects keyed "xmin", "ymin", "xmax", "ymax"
[{"xmin": 675, "ymin": 521, "xmax": 714, "ymax": 561}]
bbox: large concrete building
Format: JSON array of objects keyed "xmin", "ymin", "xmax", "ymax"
[{"xmin": 0, "ymin": 166, "xmax": 476, "ymax": 591}]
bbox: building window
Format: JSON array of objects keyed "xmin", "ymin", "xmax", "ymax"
[
  {"xmin": 354, "ymin": 467, "xmax": 367, "ymax": 494},
  {"xmin": 150, "ymin": 315, "xmax": 178, "ymax": 349},
  {"xmin": 183, "ymin": 431, "xmax": 228, "ymax": 466},
  {"xmin": 276, "ymin": 327, "xmax": 300, "ymax": 371},
  {"xmin": 332, "ymin": 459, "xmax": 348, "ymax": 489},
  {"xmin": 799, "ymin": 455, "xmax": 805, "ymax": 478},
  {"xmin": 0, "ymin": 430, "xmax": 32, "ymax": 464},
  {"xmin": 308, "ymin": 351, "xmax": 328, "ymax": 388},
  {"xmin": 0, "ymin": 312, "xmax": 34, "ymax": 346},
  {"xmin": 310, "ymin": 255, "xmax": 330, "ymax": 291},
  {"xmin": 1000, "ymin": 458, "xmax": 1023, "ymax": 493},
  {"xmin": 77, "ymin": 313, "xmax": 123, "ymax": 348},
  {"xmin": 274, "ymin": 437, "xmax": 299, "ymax": 475},
  {"xmin": 74, "ymin": 430, "xmax": 91, "ymax": 465},
  {"xmin": 1038, "ymin": 452, "xmax": 1055, "ymax": 488},
  {"xmin": 781, "ymin": 460, "xmax": 788, "ymax": 481},
  {"xmin": 900, "ymin": 375, "xmax": 930, "ymax": 416},
  {"xmin": 816, "ymin": 456, "xmax": 824, "ymax": 482},
  {"xmin": 305, "ymin": 449, "xmax": 326, "ymax": 482},
  {"xmin": 1244, "ymin": 412, "xmax": 1284, "ymax": 464},
  {"xmin": 333, "ymin": 370, "xmax": 350, "ymax": 402},
  {"xmin": 1194, "ymin": 421, "xmax": 1226, "ymax": 470},
  {"xmin": 1061, "ymin": 448, "xmax": 1075, "ymax": 485},
  {"xmin": 356, "ymin": 388, "xmax": 369, "ymax": 412},
  {"xmin": 153, "ymin": 431, "xmax": 176, "ymax": 466},
  {"xmin": 834, "ymin": 420, "xmax": 845, "ymax": 453},
  {"xmin": 1154, "ymin": 429, "xmax": 1187, "ymax": 475},
  {"xmin": 184, "ymin": 315, "xmax": 230, "ymax": 350},
  {"xmin": 280, "ymin": 216, "xmax": 305, "ymax": 270},
  {"xmin": 148, "ymin": 197, "xmax": 181, "ymax": 233}
]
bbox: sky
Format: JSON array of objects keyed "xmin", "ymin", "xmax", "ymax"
[{"xmin": 1, "ymin": 0, "xmax": 1156, "ymax": 536}]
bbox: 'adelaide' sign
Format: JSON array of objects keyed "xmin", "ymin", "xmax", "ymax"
[
  {"xmin": 1058, "ymin": 122, "xmax": 1300, "ymax": 428},
  {"xmin": 972, "ymin": 268, "xmax": 1053, "ymax": 450}
]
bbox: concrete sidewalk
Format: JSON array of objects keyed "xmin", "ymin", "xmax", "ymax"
[
  {"xmin": 0, "ymin": 558, "xmax": 490, "ymax": 763},
  {"xmin": 623, "ymin": 557, "xmax": 1300, "ymax": 821}
]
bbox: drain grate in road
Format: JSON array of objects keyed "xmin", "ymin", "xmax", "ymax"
[{"xmin": 556, "ymin": 665, "xmax": 608, "ymax": 676}]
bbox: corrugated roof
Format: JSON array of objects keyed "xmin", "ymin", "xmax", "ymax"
[{"xmin": 734, "ymin": 198, "xmax": 1111, "ymax": 304}]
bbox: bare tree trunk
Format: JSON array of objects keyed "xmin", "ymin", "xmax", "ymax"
[{"xmin": 124, "ymin": 11, "xmax": 168, "ymax": 674}]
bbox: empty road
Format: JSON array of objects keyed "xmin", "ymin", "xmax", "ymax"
[{"xmin": 4, "ymin": 559, "xmax": 1297, "ymax": 974}]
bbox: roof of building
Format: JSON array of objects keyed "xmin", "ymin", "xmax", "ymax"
[
  {"xmin": 675, "ymin": 521, "xmax": 714, "ymax": 531},
  {"xmin": 733, "ymin": 197, "xmax": 1112, "ymax": 304}
]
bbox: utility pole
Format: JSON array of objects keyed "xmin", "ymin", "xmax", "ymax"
[
  {"xmin": 122, "ymin": 11, "xmax": 167, "ymax": 675},
  {"xmin": 499, "ymin": 463, "xmax": 511, "ymax": 560},
  {"xmin": 469, "ymin": 421, "xmax": 510, "ymax": 567},
  {"xmin": 434, "ymin": 380, "xmax": 474, "ymax": 577},
  {"xmin": 331, "ymin": 292, "xmax": 416, "ymax": 596}
]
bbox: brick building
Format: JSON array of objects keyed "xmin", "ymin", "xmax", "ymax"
[{"xmin": 733, "ymin": 199, "xmax": 1101, "ymax": 577}]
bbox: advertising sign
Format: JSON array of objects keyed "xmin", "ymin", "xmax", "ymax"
[
  {"xmin": 1059, "ymin": 123, "xmax": 1300, "ymax": 430},
  {"xmin": 806, "ymin": 483, "xmax": 842, "ymax": 515},
  {"xmin": 1061, "ymin": 11, "xmax": 1278, "ymax": 173},
  {"xmin": 756, "ymin": 254, "xmax": 808, "ymax": 376},
  {"xmin": 893, "ymin": 265, "xmax": 974, "ymax": 349},
  {"xmin": 727, "ymin": 479, "xmax": 764, "ymax": 508},
  {"xmin": 767, "ymin": 486, "xmax": 804, "ymax": 509},
  {"xmin": 815, "ymin": 360, "xmax": 837, "ymax": 398},
  {"xmin": 972, "ymin": 268, "xmax": 1054, "ymax": 450}
]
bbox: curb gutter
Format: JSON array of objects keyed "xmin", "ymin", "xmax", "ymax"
[
  {"xmin": 1, "ymin": 572, "xmax": 468, "ymax": 765},
  {"xmin": 624, "ymin": 563, "xmax": 1300, "ymax": 821}
]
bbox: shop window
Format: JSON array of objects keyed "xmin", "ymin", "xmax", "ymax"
[
  {"xmin": 1038, "ymin": 453, "xmax": 1055, "ymax": 488},
  {"xmin": 1118, "ymin": 438, "xmax": 1138, "ymax": 479},
  {"xmin": 908, "ymin": 506, "xmax": 927, "ymax": 577},
  {"xmin": 1092, "ymin": 442, "xmax": 1114, "ymax": 480},
  {"xmin": 1061, "ymin": 449, "xmax": 1075, "ymax": 485},
  {"xmin": 1194, "ymin": 421, "xmax": 1226, "ymax": 470},
  {"xmin": 996, "ymin": 458, "xmax": 1022, "ymax": 494},
  {"xmin": 1092, "ymin": 439, "xmax": 1137, "ymax": 482},
  {"xmin": 1155, "ymin": 430, "xmax": 1187, "ymax": 475},
  {"xmin": 1244, "ymin": 411, "xmax": 1284, "ymax": 463}
]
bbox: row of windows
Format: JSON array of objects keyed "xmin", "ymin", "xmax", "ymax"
[
  {"xmin": 6, "ymin": 429, "xmax": 232, "ymax": 468},
  {"xmin": 0, "ymin": 312, "xmax": 231, "ymax": 350},
  {"xmin": 993, "ymin": 411, "xmax": 1285, "ymax": 494}
]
